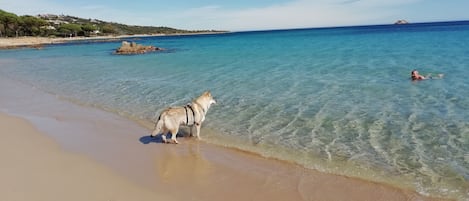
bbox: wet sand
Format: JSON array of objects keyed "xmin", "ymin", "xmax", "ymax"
[
  {"xmin": 0, "ymin": 75, "xmax": 449, "ymax": 201},
  {"xmin": 0, "ymin": 113, "xmax": 176, "ymax": 201}
]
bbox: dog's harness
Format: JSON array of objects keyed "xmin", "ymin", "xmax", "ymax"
[{"xmin": 184, "ymin": 104, "xmax": 199, "ymax": 126}]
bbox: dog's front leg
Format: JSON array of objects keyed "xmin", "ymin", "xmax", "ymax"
[
  {"xmin": 189, "ymin": 126, "xmax": 193, "ymax": 137},
  {"xmin": 195, "ymin": 125, "xmax": 201, "ymax": 140}
]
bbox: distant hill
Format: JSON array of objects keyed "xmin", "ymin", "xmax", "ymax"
[{"xmin": 0, "ymin": 9, "xmax": 226, "ymax": 38}]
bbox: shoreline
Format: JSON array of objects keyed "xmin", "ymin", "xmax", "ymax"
[
  {"xmin": 0, "ymin": 74, "xmax": 451, "ymax": 200},
  {"xmin": 0, "ymin": 35, "xmax": 135, "ymax": 49},
  {"xmin": 0, "ymin": 32, "xmax": 228, "ymax": 49},
  {"xmin": 0, "ymin": 32, "xmax": 230, "ymax": 50}
]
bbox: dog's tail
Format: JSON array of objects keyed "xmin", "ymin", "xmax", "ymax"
[{"xmin": 150, "ymin": 114, "xmax": 164, "ymax": 137}]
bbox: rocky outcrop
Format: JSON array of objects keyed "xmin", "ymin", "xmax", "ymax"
[
  {"xmin": 115, "ymin": 41, "xmax": 163, "ymax": 55},
  {"xmin": 394, "ymin": 20, "xmax": 409, "ymax": 25}
]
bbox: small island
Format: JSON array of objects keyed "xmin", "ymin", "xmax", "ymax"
[
  {"xmin": 115, "ymin": 41, "xmax": 163, "ymax": 55},
  {"xmin": 394, "ymin": 19, "xmax": 409, "ymax": 25}
]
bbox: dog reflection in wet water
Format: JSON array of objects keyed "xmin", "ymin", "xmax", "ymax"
[{"xmin": 150, "ymin": 91, "xmax": 216, "ymax": 144}]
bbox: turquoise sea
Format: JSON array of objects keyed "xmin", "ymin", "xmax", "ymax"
[{"xmin": 1, "ymin": 21, "xmax": 469, "ymax": 200}]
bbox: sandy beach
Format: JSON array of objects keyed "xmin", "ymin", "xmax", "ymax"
[
  {"xmin": 0, "ymin": 68, "xmax": 451, "ymax": 201},
  {"xmin": 0, "ymin": 113, "xmax": 177, "ymax": 201},
  {"xmin": 0, "ymin": 35, "xmax": 163, "ymax": 49},
  {"xmin": 0, "ymin": 33, "xmax": 226, "ymax": 49}
]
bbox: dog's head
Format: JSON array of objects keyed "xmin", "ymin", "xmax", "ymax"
[
  {"xmin": 202, "ymin": 91, "xmax": 217, "ymax": 106},
  {"xmin": 195, "ymin": 91, "xmax": 216, "ymax": 111}
]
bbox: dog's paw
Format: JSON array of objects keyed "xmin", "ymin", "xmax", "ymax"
[{"xmin": 163, "ymin": 138, "xmax": 178, "ymax": 144}]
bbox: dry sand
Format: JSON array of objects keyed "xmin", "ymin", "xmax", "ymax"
[
  {"xmin": 0, "ymin": 35, "xmax": 150, "ymax": 49},
  {"xmin": 0, "ymin": 37, "xmax": 57, "ymax": 48},
  {"xmin": 0, "ymin": 36, "xmax": 81, "ymax": 48},
  {"xmin": 0, "ymin": 33, "xmax": 224, "ymax": 49},
  {"xmin": 0, "ymin": 73, "xmax": 449, "ymax": 201}
]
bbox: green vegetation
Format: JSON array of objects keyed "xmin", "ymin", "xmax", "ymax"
[{"xmin": 0, "ymin": 9, "xmax": 225, "ymax": 38}]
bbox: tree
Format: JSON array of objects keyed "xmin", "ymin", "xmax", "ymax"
[
  {"xmin": 0, "ymin": 9, "xmax": 20, "ymax": 37},
  {"xmin": 81, "ymin": 23, "xmax": 96, "ymax": 36},
  {"xmin": 20, "ymin": 15, "xmax": 47, "ymax": 36},
  {"xmin": 100, "ymin": 24, "xmax": 116, "ymax": 34},
  {"xmin": 58, "ymin": 23, "xmax": 82, "ymax": 37}
]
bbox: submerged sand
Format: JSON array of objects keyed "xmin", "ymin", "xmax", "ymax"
[{"xmin": 0, "ymin": 74, "xmax": 449, "ymax": 201}]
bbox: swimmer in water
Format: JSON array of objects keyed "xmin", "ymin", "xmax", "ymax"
[
  {"xmin": 411, "ymin": 69, "xmax": 426, "ymax": 80},
  {"xmin": 411, "ymin": 69, "xmax": 444, "ymax": 81}
]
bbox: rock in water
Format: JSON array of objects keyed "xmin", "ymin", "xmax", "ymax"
[{"xmin": 115, "ymin": 41, "xmax": 163, "ymax": 55}]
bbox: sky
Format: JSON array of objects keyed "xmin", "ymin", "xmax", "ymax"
[{"xmin": 1, "ymin": 0, "xmax": 469, "ymax": 31}]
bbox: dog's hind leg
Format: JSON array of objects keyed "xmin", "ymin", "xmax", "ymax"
[
  {"xmin": 151, "ymin": 119, "xmax": 170, "ymax": 143},
  {"xmin": 169, "ymin": 128, "xmax": 179, "ymax": 144},
  {"xmin": 160, "ymin": 129, "xmax": 169, "ymax": 143},
  {"xmin": 151, "ymin": 119, "xmax": 164, "ymax": 137}
]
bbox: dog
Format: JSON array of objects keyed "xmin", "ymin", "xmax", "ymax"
[{"xmin": 150, "ymin": 91, "xmax": 216, "ymax": 144}]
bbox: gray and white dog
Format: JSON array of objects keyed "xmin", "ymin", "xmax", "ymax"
[{"xmin": 151, "ymin": 91, "xmax": 216, "ymax": 144}]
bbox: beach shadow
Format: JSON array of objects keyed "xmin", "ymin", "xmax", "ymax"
[
  {"xmin": 139, "ymin": 135, "xmax": 164, "ymax": 144},
  {"xmin": 139, "ymin": 131, "xmax": 189, "ymax": 144}
]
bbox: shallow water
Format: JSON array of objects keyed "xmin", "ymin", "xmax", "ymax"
[{"xmin": 1, "ymin": 21, "xmax": 469, "ymax": 200}]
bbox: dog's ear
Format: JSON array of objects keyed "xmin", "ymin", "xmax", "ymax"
[{"xmin": 204, "ymin": 91, "xmax": 211, "ymax": 96}]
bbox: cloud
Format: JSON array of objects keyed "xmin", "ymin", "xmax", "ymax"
[
  {"xmin": 340, "ymin": 0, "xmax": 362, "ymax": 5},
  {"xmin": 1, "ymin": 0, "xmax": 427, "ymax": 31},
  {"xmin": 166, "ymin": 0, "xmax": 424, "ymax": 31}
]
